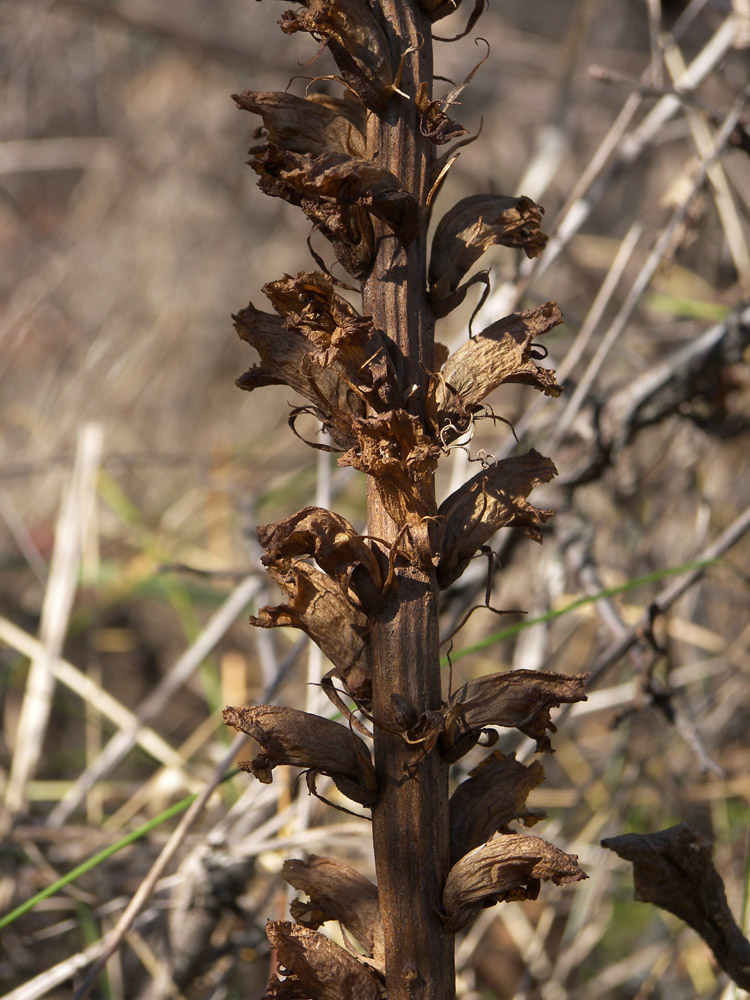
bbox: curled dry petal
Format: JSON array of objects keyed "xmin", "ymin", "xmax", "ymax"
[
  {"xmin": 443, "ymin": 834, "xmax": 587, "ymax": 932},
  {"xmin": 265, "ymin": 920, "xmax": 382, "ymax": 1000},
  {"xmin": 340, "ymin": 410, "xmax": 442, "ymax": 523},
  {"xmin": 250, "ymin": 146, "xmax": 419, "ymax": 278},
  {"xmin": 429, "ymin": 195, "xmax": 548, "ymax": 317},
  {"xmin": 233, "ymin": 90, "xmax": 366, "ymax": 158},
  {"xmin": 257, "ymin": 505, "xmax": 383, "ymax": 609},
  {"xmin": 444, "ymin": 669, "xmax": 588, "ymax": 753},
  {"xmin": 282, "ymin": 855, "xmax": 384, "ymax": 969},
  {"xmin": 280, "ymin": 0, "xmax": 392, "ymax": 113},
  {"xmin": 450, "ymin": 752, "xmax": 546, "ymax": 864},
  {"xmin": 223, "ymin": 705, "xmax": 376, "ymax": 806},
  {"xmin": 415, "ymin": 82, "xmax": 467, "ymax": 145},
  {"xmin": 602, "ymin": 824, "xmax": 750, "ymax": 989},
  {"xmin": 437, "ymin": 449, "xmax": 557, "ymax": 588},
  {"xmin": 234, "ymin": 302, "xmax": 358, "ymax": 449},
  {"xmin": 252, "ymin": 561, "xmax": 371, "ymax": 706},
  {"xmin": 234, "ymin": 272, "xmax": 403, "ymax": 449},
  {"xmin": 441, "ymin": 302, "xmax": 563, "ymax": 408},
  {"xmin": 262, "ymin": 271, "xmax": 401, "ymax": 412}
]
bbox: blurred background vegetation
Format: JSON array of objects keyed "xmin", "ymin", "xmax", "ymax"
[{"xmin": 1, "ymin": 0, "xmax": 750, "ymax": 997}]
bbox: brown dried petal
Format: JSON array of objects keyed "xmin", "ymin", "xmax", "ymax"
[
  {"xmin": 234, "ymin": 302, "xmax": 360, "ymax": 446},
  {"xmin": 251, "ymin": 145, "xmax": 418, "ymax": 278},
  {"xmin": 450, "ymin": 752, "xmax": 546, "ymax": 864},
  {"xmin": 437, "ymin": 449, "xmax": 557, "ymax": 588},
  {"xmin": 257, "ymin": 505, "xmax": 383, "ymax": 609},
  {"xmin": 280, "ymin": 0, "xmax": 392, "ymax": 113},
  {"xmin": 445, "ymin": 669, "xmax": 588, "ymax": 753},
  {"xmin": 283, "ymin": 856, "xmax": 384, "ymax": 968},
  {"xmin": 429, "ymin": 195, "xmax": 547, "ymax": 317},
  {"xmin": 262, "ymin": 271, "xmax": 401, "ymax": 412},
  {"xmin": 223, "ymin": 705, "xmax": 376, "ymax": 806},
  {"xmin": 265, "ymin": 921, "xmax": 382, "ymax": 1000},
  {"xmin": 253, "ymin": 561, "xmax": 370, "ymax": 688},
  {"xmin": 443, "ymin": 834, "xmax": 587, "ymax": 932},
  {"xmin": 440, "ymin": 302, "xmax": 563, "ymax": 410},
  {"xmin": 415, "ymin": 82, "xmax": 467, "ymax": 145},
  {"xmin": 233, "ymin": 90, "xmax": 366, "ymax": 158},
  {"xmin": 339, "ymin": 410, "xmax": 441, "ymax": 523},
  {"xmin": 602, "ymin": 824, "xmax": 750, "ymax": 989}
]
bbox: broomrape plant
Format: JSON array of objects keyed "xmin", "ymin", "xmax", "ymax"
[{"xmin": 223, "ymin": 2, "xmax": 588, "ymax": 997}]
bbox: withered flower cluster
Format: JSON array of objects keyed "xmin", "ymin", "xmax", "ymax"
[{"xmin": 224, "ymin": 2, "xmax": 587, "ymax": 997}]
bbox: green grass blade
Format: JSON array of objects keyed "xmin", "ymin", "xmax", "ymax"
[{"xmin": 442, "ymin": 558, "xmax": 720, "ymax": 666}]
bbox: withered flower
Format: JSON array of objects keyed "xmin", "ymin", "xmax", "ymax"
[
  {"xmin": 223, "ymin": 705, "xmax": 376, "ymax": 806},
  {"xmin": 443, "ymin": 834, "xmax": 587, "ymax": 932}
]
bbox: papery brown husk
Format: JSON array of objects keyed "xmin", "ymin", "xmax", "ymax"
[
  {"xmin": 283, "ymin": 855, "xmax": 384, "ymax": 969},
  {"xmin": 443, "ymin": 834, "xmax": 587, "ymax": 932},
  {"xmin": 251, "ymin": 560, "xmax": 372, "ymax": 710},
  {"xmin": 444, "ymin": 669, "xmax": 588, "ymax": 753},
  {"xmin": 429, "ymin": 194, "xmax": 548, "ymax": 316},
  {"xmin": 250, "ymin": 145, "xmax": 418, "ymax": 279},
  {"xmin": 257, "ymin": 505, "xmax": 383, "ymax": 610},
  {"xmin": 437, "ymin": 449, "xmax": 558, "ymax": 588},
  {"xmin": 222, "ymin": 704, "xmax": 376, "ymax": 805},
  {"xmin": 265, "ymin": 920, "xmax": 382, "ymax": 1000},
  {"xmin": 449, "ymin": 752, "xmax": 546, "ymax": 864},
  {"xmin": 234, "ymin": 90, "xmax": 366, "ymax": 158},
  {"xmin": 339, "ymin": 410, "xmax": 442, "ymax": 524},
  {"xmin": 279, "ymin": 0, "xmax": 392, "ymax": 113}
]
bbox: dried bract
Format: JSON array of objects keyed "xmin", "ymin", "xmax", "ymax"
[
  {"xmin": 223, "ymin": 705, "xmax": 376, "ymax": 806},
  {"xmin": 443, "ymin": 834, "xmax": 587, "ymax": 932}
]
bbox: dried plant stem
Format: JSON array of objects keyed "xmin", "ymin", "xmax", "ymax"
[{"xmin": 363, "ymin": 6, "xmax": 454, "ymax": 996}]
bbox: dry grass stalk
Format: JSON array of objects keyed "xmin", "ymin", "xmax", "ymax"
[{"xmin": 223, "ymin": 3, "xmax": 588, "ymax": 996}]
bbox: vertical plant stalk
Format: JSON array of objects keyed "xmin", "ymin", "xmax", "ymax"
[
  {"xmin": 223, "ymin": 2, "xmax": 589, "ymax": 998},
  {"xmin": 363, "ymin": 4, "xmax": 453, "ymax": 996}
]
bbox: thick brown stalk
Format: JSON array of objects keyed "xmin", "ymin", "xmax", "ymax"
[{"xmin": 363, "ymin": 4, "xmax": 455, "ymax": 998}]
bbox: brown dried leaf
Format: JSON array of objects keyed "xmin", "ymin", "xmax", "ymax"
[
  {"xmin": 283, "ymin": 856, "xmax": 384, "ymax": 969},
  {"xmin": 223, "ymin": 705, "xmax": 376, "ymax": 806},
  {"xmin": 441, "ymin": 302, "xmax": 563, "ymax": 408},
  {"xmin": 233, "ymin": 90, "xmax": 366, "ymax": 158},
  {"xmin": 250, "ymin": 145, "xmax": 418, "ymax": 278},
  {"xmin": 449, "ymin": 752, "xmax": 546, "ymax": 864},
  {"xmin": 429, "ymin": 195, "xmax": 548, "ymax": 317},
  {"xmin": 444, "ymin": 669, "xmax": 588, "ymax": 753},
  {"xmin": 602, "ymin": 824, "xmax": 750, "ymax": 989},
  {"xmin": 257, "ymin": 505, "xmax": 382, "ymax": 609},
  {"xmin": 443, "ymin": 834, "xmax": 587, "ymax": 932},
  {"xmin": 265, "ymin": 921, "xmax": 382, "ymax": 999},
  {"xmin": 437, "ymin": 449, "xmax": 557, "ymax": 588},
  {"xmin": 252, "ymin": 561, "xmax": 370, "ymax": 702},
  {"xmin": 415, "ymin": 82, "xmax": 467, "ymax": 145},
  {"xmin": 339, "ymin": 410, "xmax": 442, "ymax": 523},
  {"xmin": 280, "ymin": 0, "xmax": 392, "ymax": 112}
]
